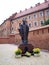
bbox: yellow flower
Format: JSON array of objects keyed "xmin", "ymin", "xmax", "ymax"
[
  {"xmin": 15, "ymin": 48, "xmax": 22, "ymax": 55},
  {"xmin": 33, "ymin": 48, "xmax": 40, "ymax": 54}
]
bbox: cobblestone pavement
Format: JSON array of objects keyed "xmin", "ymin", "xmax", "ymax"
[{"xmin": 0, "ymin": 44, "xmax": 49, "ymax": 65}]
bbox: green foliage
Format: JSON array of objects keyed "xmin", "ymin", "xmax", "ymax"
[
  {"xmin": 43, "ymin": 19, "xmax": 49, "ymax": 25},
  {"xmin": 15, "ymin": 48, "xmax": 22, "ymax": 55},
  {"xmin": 33, "ymin": 48, "xmax": 40, "ymax": 54}
]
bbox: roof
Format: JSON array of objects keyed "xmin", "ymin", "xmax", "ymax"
[
  {"xmin": 13, "ymin": 0, "xmax": 49, "ymax": 19},
  {"xmin": 0, "ymin": 0, "xmax": 49, "ymax": 26}
]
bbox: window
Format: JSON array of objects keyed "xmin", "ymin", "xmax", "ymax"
[
  {"xmin": 29, "ymin": 23, "xmax": 31, "ymax": 27},
  {"xmin": 40, "ymin": 12, "xmax": 43, "ymax": 16},
  {"xmin": 34, "ymin": 14, "xmax": 37, "ymax": 18},
  {"xmin": 34, "ymin": 22, "xmax": 38, "ymax": 26},
  {"xmin": 46, "ymin": 10, "xmax": 49, "ymax": 15},
  {"xmin": 41, "ymin": 21, "xmax": 44, "ymax": 26},
  {"xmin": 29, "ymin": 16, "xmax": 31, "ymax": 19}
]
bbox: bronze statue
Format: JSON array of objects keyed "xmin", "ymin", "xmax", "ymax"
[
  {"xmin": 18, "ymin": 20, "xmax": 29, "ymax": 44},
  {"xmin": 18, "ymin": 20, "xmax": 34, "ymax": 54}
]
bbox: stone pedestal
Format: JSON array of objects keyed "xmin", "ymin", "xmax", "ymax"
[{"xmin": 18, "ymin": 44, "xmax": 34, "ymax": 54}]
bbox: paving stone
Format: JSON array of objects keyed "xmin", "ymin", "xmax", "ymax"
[{"xmin": 0, "ymin": 44, "xmax": 49, "ymax": 65}]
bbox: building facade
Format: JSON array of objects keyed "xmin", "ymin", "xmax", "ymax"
[
  {"xmin": 0, "ymin": 0, "xmax": 49, "ymax": 37},
  {"xmin": 10, "ymin": 0, "xmax": 49, "ymax": 35},
  {"xmin": 0, "ymin": 0, "xmax": 49, "ymax": 50}
]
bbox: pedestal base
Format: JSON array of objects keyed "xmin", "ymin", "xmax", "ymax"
[{"xmin": 18, "ymin": 44, "xmax": 34, "ymax": 54}]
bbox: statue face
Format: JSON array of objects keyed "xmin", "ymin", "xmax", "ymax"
[
  {"xmin": 23, "ymin": 21, "xmax": 25, "ymax": 25},
  {"xmin": 22, "ymin": 19, "xmax": 27, "ymax": 25}
]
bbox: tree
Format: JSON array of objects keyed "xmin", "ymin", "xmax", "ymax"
[{"xmin": 43, "ymin": 19, "xmax": 49, "ymax": 25}]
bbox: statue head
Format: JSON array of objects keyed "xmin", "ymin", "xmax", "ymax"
[{"xmin": 22, "ymin": 19, "xmax": 27, "ymax": 25}]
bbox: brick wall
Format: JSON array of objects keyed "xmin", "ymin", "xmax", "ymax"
[
  {"xmin": 0, "ymin": 26, "xmax": 49, "ymax": 50},
  {"xmin": 0, "ymin": 38, "xmax": 9, "ymax": 43},
  {"xmin": 9, "ymin": 34, "xmax": 16, "ymax": 43},
  {"xmin": 0, "ymin": 34, "xmax": 16, "ymax": 44},
  {"xmin": 28, "ymin": 30, "xmax": 49, "ymax": 50},
  {"xmin": 15, "ymin": 27, "xmax": 49, "ymax": 50}
]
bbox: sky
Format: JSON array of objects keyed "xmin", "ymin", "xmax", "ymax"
[{"xmin": 0, "ymin": 0, "xmax": 44, "ymax": 25}]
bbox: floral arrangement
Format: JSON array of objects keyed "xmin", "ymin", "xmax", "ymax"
[
  {"xmin": 14, "ymin": 47, "xmax": 40, "ymax": 58},
  {"xmin": 15, "ymin": 48, "xmax": 22, "ymax": 55},
  {"xmin": 33, "ymin": 48, "xmax": 40, "ymax": 54},
  {"xmin": 25, "ymin": 51, "xmax": 31, "ymax": 57}
]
